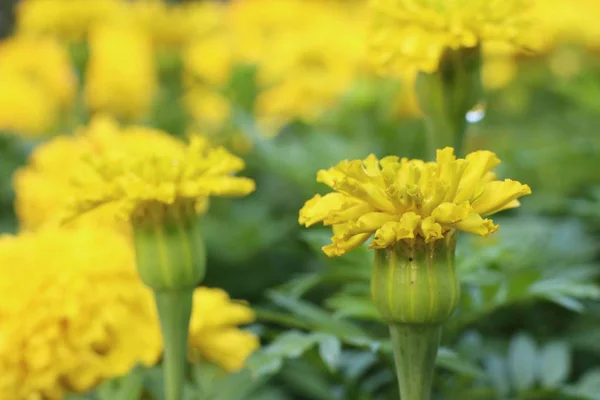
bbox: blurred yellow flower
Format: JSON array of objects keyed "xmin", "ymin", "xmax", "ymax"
[
  {"xmin": 183, "ymin": 33, "xmax": 232, "ymax": 89},
  {"xmin": 299, "ymin": 147, "xmax": 531, "ymax": 257},
  {"xmin": 16, "ymin": 0, "xmax": 124, "ymax": 41},
  {"xmin": 369, "ymin": 0, "xmax": 540, "ymax": 75},
  {"xmin": 131, "ymin": 0, "xmax": 225, "ymax": 48},
  {"xmin": 14, "ymin": 116, "xmax": 125, "ymax": 231},
  {"xmin": 0, "ymin": 227, "xmax": 162, "ymax": 399},
  {"xmin": 0, "ymin": 36, "xmax": 76, "ymax": 136},
  {"xmin": 85, "ymin": 24, "xmax": 157, "ymax": 120},
  {"xmin": 59, "ymin": 118, "xmax": 254, "ymax": 224},
  {"xmin": 189, "ymin": 288, "xmax": 259, "ymax": 372},
  {"xmin": 228, "ymin": 0, "xmax": 368, "ymax": 133},
  {"xmin": 533, "ymin": 0, "xmax": 600, "ymax": 51},
  {"xmin": 184, "ymin": 86, "xmax": 232, "ymax": 131},
  {"xmin": 0, "ymin": 227, "xmax": 258, "ymax": 399}
]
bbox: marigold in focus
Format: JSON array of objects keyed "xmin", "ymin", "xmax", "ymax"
[
  {"xmin": 369, "ymin": 0, "xmax": 540, "ymax": 75},
  {"xmin": 85, "ymin": 23, "xmax": 156, "ymax": 120},
  {"xmin": 299, "ymin": 147, "xmax": 531, "ymax": 257}
]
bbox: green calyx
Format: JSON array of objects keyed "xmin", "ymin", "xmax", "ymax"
[
  {"xmin": 416, "ymin": 45, "xmax": 483, "ymax": 157},
  {"xmin": 371, "ymin": 232, "xmax": 459, "ymax": 325},
  {"xmin": 132, "ymin": 200, "xmax": 206, "ymax": 292}
]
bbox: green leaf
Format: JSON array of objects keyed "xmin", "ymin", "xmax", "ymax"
[
  {"xmin": 567, "ymin": 368, "xmax": 600, "ymax": 400},
  {"xmin": 246, "ymin": 331, "xmax": 321, "ymax": 377},
  {"xmin": 436, "ymin": 348, "xmax": 486, "ymax": 378},
  {"xmin": 508, "ymin": 333, "xmax": 537, "ymax": 392},
  {"xmin": 538, "ymin": 341, "xmax": 571, "ymax": 389},
  {"xmin": 317, "ymin": 335, "xmax": 342, "ymax": 372},
  {"xmin": 485, "ymin": 354, "xmax": 510, "ymax": 398}
]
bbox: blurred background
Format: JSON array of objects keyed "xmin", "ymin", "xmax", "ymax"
[{"xmin": 1, "ymin": 0, "xmax": 600, "ymax": 399}]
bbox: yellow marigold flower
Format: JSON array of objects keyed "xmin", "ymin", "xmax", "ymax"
[
  {"xmin": 16, "ymin": 0, "xmax": 124, "ymax": 41},
  {"xmin": 0, "ymin": 36, "xmax": 76, "ymax": 136},
  {"xmin": 189, "ymin": 288, "xmax": 259, "ymax": 372},
  {"xmin": 369, "ymin": 0, "xmax": 540, "ymax": 75},
  {"xmin": 85, "ymin": 23, "xmax": 157, "ymax": 120},
  {"xmin": 0, "ymin": 227, "xmax": 162, "ymax": 399},
  {"xmin": 299, "ymin": 147, "xmax": 531, "ymax": 257},
  {"xmin": 61, "ymin": 119, "xmax": 255, "ymax": 224}
]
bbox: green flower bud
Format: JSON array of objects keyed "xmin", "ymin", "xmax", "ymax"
[
  {"xmin": 132, "ymin": 199, "xmax": 206, "ymax": 292},
  {"xmin": 371, "ymin": 232, "xmax": 459, "ymax": 325}
]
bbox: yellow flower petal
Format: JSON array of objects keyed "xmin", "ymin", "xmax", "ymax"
[
  {"xmin": 471, "ymin": 179, "xmax": 532, "ymax": 216},
  {"xmin": 299, "ymin": 193, "xmax": 347, "ymax": 227}
]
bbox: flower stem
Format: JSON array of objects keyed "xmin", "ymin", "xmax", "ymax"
[
  {"xmin": 389, "ymin": 323, "xmax": 441, "ymax": 400},
  {"xmin": 155, "ymin": 290, "xmax": 194, "ymax": 400},
  {"xmin": 416, "ymin": 46, "xmax": 482, "ymax": 157}
]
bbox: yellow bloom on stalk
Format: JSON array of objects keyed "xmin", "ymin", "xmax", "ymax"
[
  {"xmin": 60, "ymin": 119, "xmax": 255, "ymax": 224},
  {"xmin": 369, "ymin": 0, "xmax": 540, "ymax": 75},
  {"xmin": 189, "ymin": 288, "xmax": 259, "ymax": 372},
  {"xmin": 0, "ymin": 228, "xmax": 258, "ymax": 399},
  {"xmin": 299, "ymin": 148, "xmax": 531, "ymax": 257},
  {"xmin": 85, "ymin": 24, "xmax": 156, "ymax": 120},
  {"xmin": 0, "ymin": 36, "xmax": 76, "ymax": 136}
]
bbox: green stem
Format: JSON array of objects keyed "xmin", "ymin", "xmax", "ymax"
[
  {"xmin": 155, "ymin": 290, "xmax": 194, "ymax": 400},
  {"xmin": 389, "ymin": 323, "xmax": 441, "ymax": 400}
]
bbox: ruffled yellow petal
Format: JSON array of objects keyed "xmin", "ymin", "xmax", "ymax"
[
  {"xmin": 371, "ymin": 212, "xmax": 420, "ymax": 248},
  {"xmin": 454, "ymin": 150, "xmax": 501, "ymax": 203},
  {"xmin": 430, "ymin": 202, "xmax": 471, "ymax": 224},
  {"xmin": 471, "ymin": 180, "xmax": 532, "ymax": 216},
  {"xmin": 344, "ymin": 212, "xmax": 397, "ymax": 238},
  {"xmin": 298, "ymin": 193, "xmax": 346, "ymax": 227},
  {"xmin": 454, "ymin": 213, "xmax": 499, "ymax": 236},
  {"xmin": 322, "ymin": 232, "xmax": 371, "ymax": 257},
  {"xmin": 420, "ymin": 216, "xmax": 444, "ymax": 243}
]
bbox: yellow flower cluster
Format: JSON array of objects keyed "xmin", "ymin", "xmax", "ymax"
[
  {"xmin": 300, "ymin": 148, "xmax": 531, "ymax": 257},
  {"xmin": 85, "ymin": 24, "xmax": 157, "ymax": 120},
  {"xmin": 0, "ymin": 36, "xmax": 75, "ymax": 136},
  {"xmin": 16, "ymin": 0, "xmax": 224, "ymax": 47},
  {"xmin": 183, "ymin": 0, "xmax": 412, "ymax": 134},
  {"xmin": 232, "ymin": 0, "xmax": 369, "ymax": 133},
  {"xmin": 0, "ymin": 227, "xmax": 258, "ymax": 399},
  {"xmin": 369, "ymin": 0, "xmax": 540, "ymax": 75}
]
